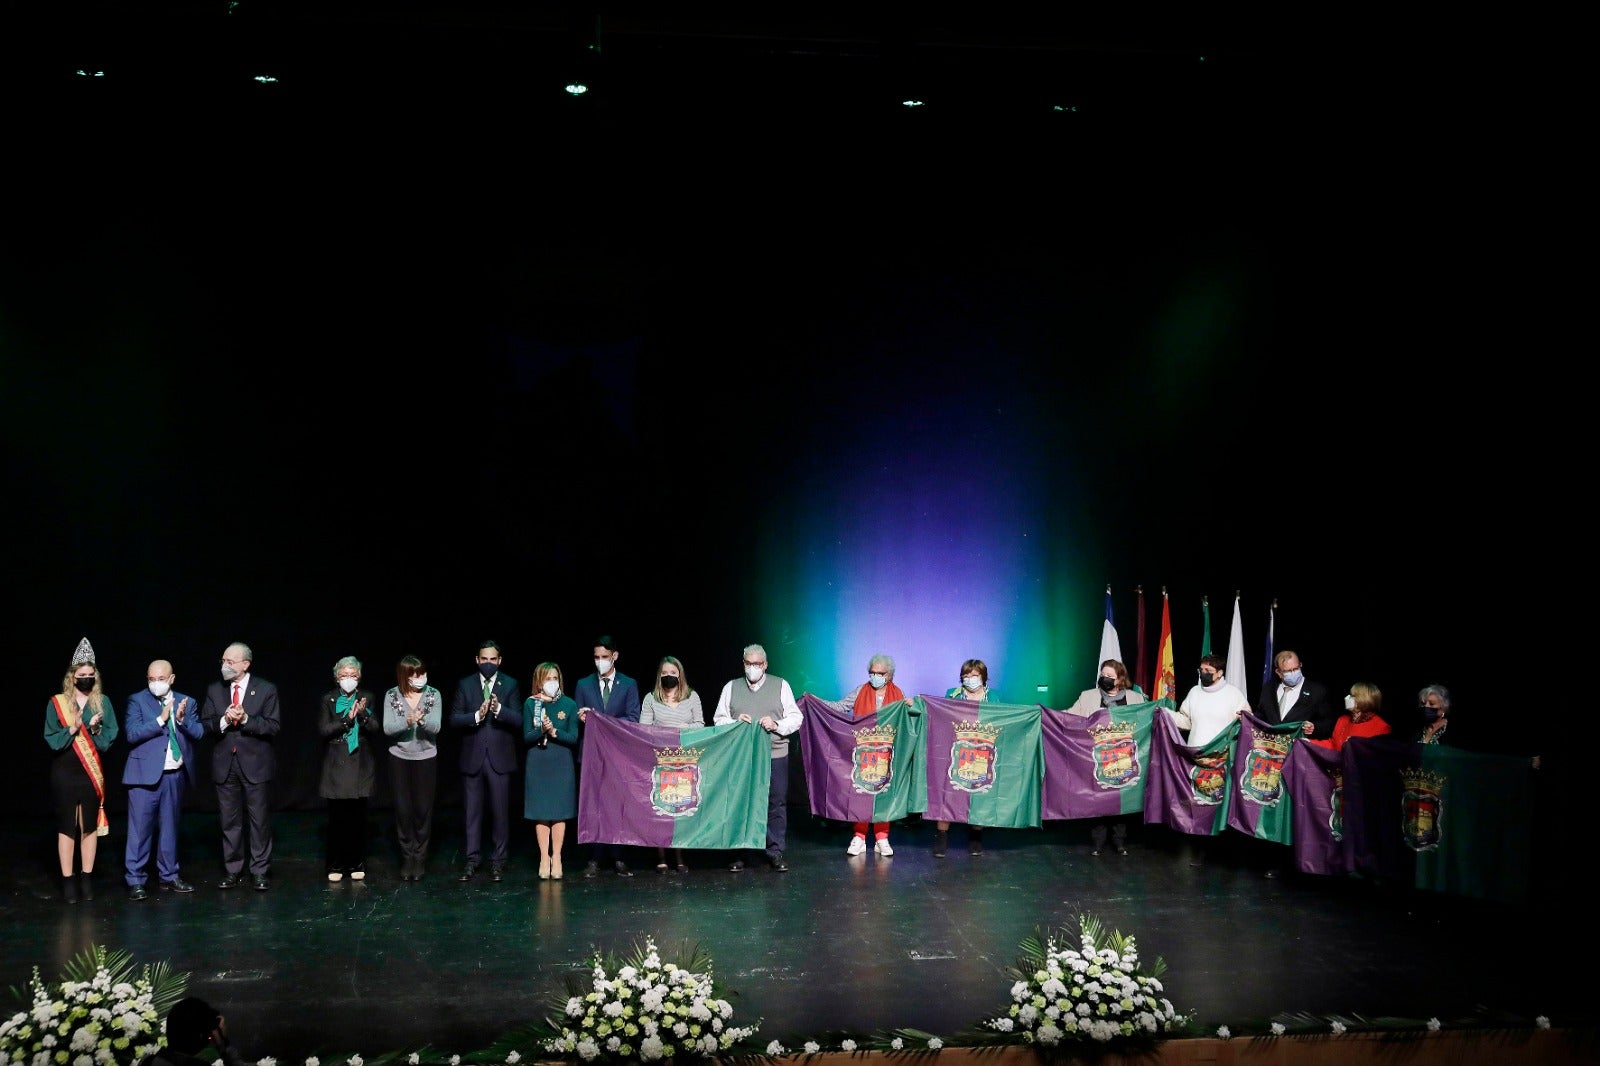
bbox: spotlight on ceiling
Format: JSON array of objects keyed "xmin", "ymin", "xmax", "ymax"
[
  {"xmin": 565, "ymin": 83, "xmax": 589, "ymax": 96},
  {"xmin": 901, "ymin": 99, "xmax": 924, "ymax": 108},
  {"xmin": 253, "ymin": 75, "xmax": 278, "ymax": 84}
]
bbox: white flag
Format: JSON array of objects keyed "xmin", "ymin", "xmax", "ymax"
[
  {"xmin": 1097, "ymin": 585, "xmax": 1123, "ymax": 680},
  {"xmin": 1226, "ymin": 593, "xmax": 1248, "ymax": 702}
]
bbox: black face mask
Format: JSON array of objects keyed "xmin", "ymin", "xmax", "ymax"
[
  {"xmin": 1097, "ymin": 676, "xmax": 1117, "ymax": 693},
  {"xmin": 1199, "ymin": 672, "xmax": 1217, "ymax": 686},
  {"xmin": 74, "ymin": 676, "xmax": 95, "ymax": 693},
  {"xmin": 478, "ymin": 662, "xmax": 498, "ymax": 679},
  {"xmin": 1421, "ymin": 706, "xmax": 1441, "ymax": 721},
  {"xmin": 660, "ymin": 676, "xmax": 679, "ymax": 690}
]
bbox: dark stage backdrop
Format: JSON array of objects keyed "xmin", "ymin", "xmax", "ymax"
[{"xmin": 3, "ymin": 20, "xmax": 1552, "ymax": 827}]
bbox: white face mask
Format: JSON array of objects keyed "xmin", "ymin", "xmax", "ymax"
[
  {"xmin": 868, "ymin": 674, "xmax": 888, "ymax": 689},
  {"xmin": 962, "ymin": 676, "xmax": 982, "ymax": 691},
  {"xmin": 409, "ymin": 676, "xmax": 427, "ymax": 690},
  {"xmin": 595, "ymin": 658, "xmax": 614, "ymax": 676},
  {"xmin": 745, "ymin": 665, "xmax": 765, "ymax": 684},
  {"xmin": 1344, "ymin": 694, "xmax": 1357, "ymax": 712},
  {"xmin": 338, "ymin": 677, "xmax": 360, "ymax": 694},
  {"xmin": 221, "ymin": 664, "xmax": 240, "ymax": 682},
  {"xmin": 542, "ymin": 679, "xmax": 560, "ymax": 698},
  {"xmin": 148, "ymin": 680, "xmax": 171, "ymax": 698}
]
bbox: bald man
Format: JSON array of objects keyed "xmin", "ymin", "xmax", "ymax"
[{"xmin": 122, "ymin": 659, "xmax": 205, "ymax": 900}]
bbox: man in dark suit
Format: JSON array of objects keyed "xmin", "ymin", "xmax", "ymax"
[
  {"xmin": 122, "ymin": 658, "xmax": 206, "ymax": 900},
  {"xmin": 1253, "ymin": 648, "xmax": 1339, "ymax": 878},
  {"xmin": 573, "ymin": 634, "xmax": 641, "ymax": 877},
  {"xmin": 1255, "ymin": 649, "xmax": 1337, "ymax": 740},
  {"xmin": 448, "ymin": 639, "xmax": 521, "ymax": 882},
  {"xmin": 200, "ymin": 642, "xmax": 281, "ymax": 891}
]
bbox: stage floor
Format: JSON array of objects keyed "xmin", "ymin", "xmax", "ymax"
[{"xmin": 1, "ymin": 809, "xmax": 1588, "ymax": 1060}]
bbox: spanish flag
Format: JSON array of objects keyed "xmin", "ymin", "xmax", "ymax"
[{"xmin": 1154, "ymin": 588, "xmax": 1176, "ymax": 702}]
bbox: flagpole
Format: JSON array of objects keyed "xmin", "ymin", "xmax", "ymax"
[{"xmin": 1134, "ymin": 585, "xmax": 1149, "ymax": 696}]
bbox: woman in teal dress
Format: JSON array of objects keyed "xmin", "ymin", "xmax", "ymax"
[{"xmin": 524, "ymin": 661, "xmax": 579, "ymax": 880}]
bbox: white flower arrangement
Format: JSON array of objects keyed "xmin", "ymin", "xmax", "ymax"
[
  {"xmin": 0, "ymin": 947, "xmax": 186, "ymax": 1066},
  {"xmin": 977, "ymin": 914, "xmax": 1188, "ymax": 1054},
  {"xmin": 536, "ymin": 937, "xmax": 759, "ymax": 1064}
]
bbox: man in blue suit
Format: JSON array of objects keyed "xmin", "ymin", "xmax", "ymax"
[
  {"xmin": 574, "ymin": 635, "xmax": 640, "ymax": 877},
  {"xmin": 449, "ymin": 640, "xmax": 522, "ymax": 882},
  {"xmin": 123, "ymin": 658, "xmax": 205, "ymax": 900}
]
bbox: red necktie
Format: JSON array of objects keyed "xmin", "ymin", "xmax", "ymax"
[{"xmin": 232, "ymin": 682, "xmax": 241, "ymax": 709}]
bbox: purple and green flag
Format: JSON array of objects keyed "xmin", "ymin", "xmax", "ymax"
[
  {"xmin": 1340, "ymin": 736, "xmax": 1534, "ymax": 905},
  {"xmin": 1143, "ymin": 708, "xmax": 1236, "ymax": 836},
  {"xmin": 797, "ymin": 694, "xmax": 927, "ymax": 822},
  {"xmin": 921, "ymin": 695, "xmax": 1042, "ymax": 829},
  {"xmin": 577, "ymin": 713, "xmax": 769, "ymax": 850},
  {"xmin": 1225, "ymin": 711, "xmax": 1302, "ymax": 845},
  {"xmin": 1041, "ymin": 699, "xmax": 1164, "ymax": 821},
  {"xmin": 1286, "ymin": 738, "xmax": 1348, "ymax": 876}
]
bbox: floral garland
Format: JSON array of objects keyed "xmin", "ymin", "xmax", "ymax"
[{"xmin": 3, "ymin": 932, "xmax": 1565, "ymax": 1066}]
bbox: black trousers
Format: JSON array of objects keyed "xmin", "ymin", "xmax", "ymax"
[{"xmin": 325, "ymin": 797, "xmax": 368, "ymax": 872}]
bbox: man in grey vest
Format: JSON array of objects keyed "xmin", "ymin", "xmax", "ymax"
[{"xmin": 713, "ymin": 643, "xmax": 803, "ymax": 871}]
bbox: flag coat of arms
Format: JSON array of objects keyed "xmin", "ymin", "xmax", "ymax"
[
  {"xmin": 1339, "ymin": 736, "xmax": 1535, "ymax": 904},
  {"xmin": 577, "ymin": 713, "xmax": 769, "ymax": 850},
  {"xmin": 797, "ymin": 693, "xmax": 927, "ymax": 823},
  {"xmin": 921, "ymin": 695, "xmax": 1042, "ymax": 828},
  {"xmin": 1225, "ymin": 711, "xmax": 1301, "ymax": 846},
  {"xmin": 1041, "ymin": 699, "xmax": 1163, "ymax": 821},
  {"xmin": 1143, "ymin": 708, "xmax": 1236, "ymax": 836}
]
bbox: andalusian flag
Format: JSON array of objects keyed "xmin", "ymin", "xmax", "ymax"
[
  {"xmin": 1225, "ymin": 711, "xmax": 1300, "ymax": 845},
  {"xmin": 1340, "ymin": 737, "xmax": 1535, "ymax": 904},
  {"xmin": 921, "ymin": 695, "xmax": 1042, "ymax": 829},
  {"xmin": 1041, "ymin": 698, "xmax": 1166, "ymax": 820},
  {"xmin": 1153, "ymin": 589, "xmax": 1176, "ymax": 702},
  {"xmin": 796, "ymin": 694, "xmax": 927, "ymax": 822},
  {"xmin": 1143, "ymin": 708, "xmax": 1236, "ymax": 836},
  {"xmin": 577, "ymin": 713, "xmax": 769, "ymax": 850}
]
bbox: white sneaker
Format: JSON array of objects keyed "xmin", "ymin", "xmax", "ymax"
[
  {"xmin": 327, "ymin": 871, "xmax": 343, "ymax": 882},
  {"xmin": 875, "ymin": 839, "xmax": 895, "ymax": 857},
  {"xmin": 349, "ymin": 870, "xmax": 365, "ymax": 881},
  {"xmin": 846, "ymin": 836, "xmax": 867, "ymax": 856}
]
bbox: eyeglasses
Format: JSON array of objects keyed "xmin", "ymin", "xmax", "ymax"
[
  {"xmin": 743, "ymin": 660, "xmax": 765, "ymax": 667},
  {"xmin": 869, "ymin": 670, "xmax": 890, "ymax": 677}
]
